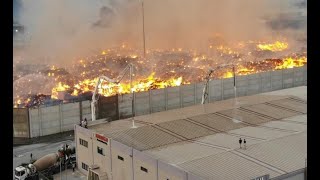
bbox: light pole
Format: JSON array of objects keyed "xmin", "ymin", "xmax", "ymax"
[
  {"xmin": 140, "ymin": 0, "xmax": 146, "ymax": 58},
  {"xmin": 60, "ymin": 157, "xmax": 62, "ymax": 180}
]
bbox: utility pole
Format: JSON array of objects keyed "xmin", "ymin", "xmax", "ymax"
[
  {"xmin": 60, "ymin": 157, "xmax": 62, "ymax": 180},
  {"xmin": 141, "ymin": 0, "xmax": 146, "ymax": 58}
]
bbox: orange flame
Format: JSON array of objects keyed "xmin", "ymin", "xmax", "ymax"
[{"xmin": 257, "ymin": 41, "xmax": 288, "ymax": 52}]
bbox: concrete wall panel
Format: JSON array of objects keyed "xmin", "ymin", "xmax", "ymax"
[
  {"xmin": 271, "ymin": 70, "xmax": 283, "ymax": 91},
  {"xmin": 29, "ymin": 108, "xmax": 40, "ymax": 138},
  {"xmin": 283, "ymin": 69, "xmax": 294, "ymax": 89},
  {"xmin": 133, "ymin": 149, "xmax": 158, "ymax": 180},
  {"xmin": 209, "ymin": 79, "xmax": 222, "ymax": 102},
  {"xmin": 247, "ymin": 74, "xmax": 261, "ymax": 95},
  {"xmin": 303, "ymin": 66, "xmax": 307, "ymax": 85},
  {"xmin": 119, "ymin": 94, "xmax": 133, "ymax": 118},
  {"xmin": 167, "ymin": 86, "xmax": 181, "ymax": 110},
  {"xmin": 158, "ymin": 160, "xmax": 187, "ymax": 180},
  {"xmin": 195, "ymin": 83, "xmax": 204, "ymax": 104},
  {"xmin": 260, "ymin": 72, "xmax": 272, "ymax": 92},
  {"xmin": 181, "ymin": 84, "xmax": 195, "ymax": 107},
  {"xmin": 13, "ymin": 108, "xmax": 30, "ymax": 138},
  {"xmin": 111, "ymin": 140, "xmax": 134, "ymax": 180},
  {"xmin": 236, "ymin": 76, "xmax": 248, "ymax": 97},
  {"xmin": 135, "ymin": 91, "xmax": 151, "ymax": 116},
  {"xmin": 151, "ymin": 89, "xmax": 166, "ymax": 113}
]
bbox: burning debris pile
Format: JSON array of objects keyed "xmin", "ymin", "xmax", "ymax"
[{"xmin": 13, "ymin": 40, "xmax": 307, "ymax": 108}]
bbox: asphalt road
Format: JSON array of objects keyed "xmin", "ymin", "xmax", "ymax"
[{"xmin": 13, "ymin": 139, "xmax": 85, "ymax": 180}]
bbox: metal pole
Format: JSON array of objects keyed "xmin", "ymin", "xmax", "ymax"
[
  {"xmin": 141, "ymin": 0, "xmax": 146, "ymax": 58},
  {"xmin": 60, "ymin": 158, "xmax": 62, "ymax": 180}
]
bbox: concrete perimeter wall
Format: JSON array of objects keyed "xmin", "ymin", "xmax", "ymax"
[
  {"xmin": 17, "ymin": 66, "xmax": 307, "ymax": 138},
  {"xmin": 28, "ymin": 101, "xmax": 91, "ymax": 138},
  {"xmin": 13, "ymin": 108, "xmax": 30, "ymax": 138},
  {"xmin": 119, "ymin": 66, "xmax": 307, "ymax": 118}
]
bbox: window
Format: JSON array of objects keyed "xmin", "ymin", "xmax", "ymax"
[
  {"xmin": 118, "ymin": 155, "xmax": 124, "ymax": 161},
  {"xmin": 21, "ymin": 171, "xmax": 25, "ymax": 176},
  {"xmin": 82, "ymin": 162, "xmax": 88, "ymax": 171},
  {"xmin": 79, "ymin": 138, "xmax": 88, "ymax": 148},
  {"xmin": 141, "ymin": 166, "xmax": 148, "ymax": 173},
  {"xmin": 97, "ymin": 146, "xmax": 104, "ymax": 156}
]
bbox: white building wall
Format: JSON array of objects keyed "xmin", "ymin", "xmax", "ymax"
[
  {"xmin": 75, "ymin": 126, "xmax": 93, "ymax": 176},
  {"xmin": 133, "ymin": 149, "xmax": 158, "ymax": 180},
  {"xmin": 92, "ymin": 133, "xmax": 112, "ymax": 180},
  {"xmin": 111, "ymin": 140, "xmax": 134, "ymax": 180}
]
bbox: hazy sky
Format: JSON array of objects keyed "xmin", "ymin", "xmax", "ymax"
[{"xmin": 13, "ymin": 0, "xmax": 306, "ymax": 65}]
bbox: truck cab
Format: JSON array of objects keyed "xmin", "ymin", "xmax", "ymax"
[{"xmin": 14, "ymin": 166, "xmax": 27, "ymax": 180}]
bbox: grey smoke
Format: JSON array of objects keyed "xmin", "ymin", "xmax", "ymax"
[
  {"xmin": 15, "ymin": 0, "xmax": 307, "ymax": 66},
  {"xmin": 92, "ymin": 6, "xmax": 115, "ymax": 28}
]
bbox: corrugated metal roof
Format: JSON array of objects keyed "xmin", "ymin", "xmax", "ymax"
[
  {"xmin": 241, "ymin": 104, "xmax": 302, "ymax": 119},
  {"xmin": 265, "ymin": 98, "xmax": 307, "ymax": 113},
  {"xmin": 189, "ymin": 113, "xmax": 247, "ymax": 132},
  {"xmin": 156, "ymin": 119, "xmax": 216, "ymax": 140},
  {"xmin": 105, "ymin": 125, "xmax": 183, "ymax": 151},
  {"xmin": 228, "ymin": 126, "xmax": 293, "ymax": 140},
  {"xmin": 282, "ymin": 114, "xmax": 307, "ymax": 124},
  {"xmin": 87, "ymin": 86, "xmax": 307, "ymax": 180},
  {"xmin": 144, "ymin": 141, "xmax": 225, "ymax": 165},
  {"xmin": 178, "ymin": 151, "xmax": 282, "ymax": 180},
  {"xmin": 260, "ymin": 120, "xmax": 307, "ymax": 132},
  {"xmin": 238, "ymin": 132, "xmax": 307, "ymax": 173},
  {"xmin": 217, "ymin": 108, "xmax": 273, "ymax": 125},
  {"xmin": 90, "ymin": 119, "xmax": 146, "ymax": 135},
  {"xmin": 195, "ymin": 133, "xmax": 262, "ymax": 149}
]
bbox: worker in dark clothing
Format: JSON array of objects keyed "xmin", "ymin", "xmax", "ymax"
[
  {"xmin": 79, "ymin": 119, "xmax": 82, "ymax": 127},
  {"xmin": 84, "ymin": 118, "xmax": 88, "ymax": 128},
  {"xmin": 239, "ymin": 138, "xmax": 242, "ymax": 149},
  {"xmin": 244, "ymin": 139, "xmax": 246, "ymax": 149},
  {"xmin": 72, "ymin": 163, "xmax": 75, "ymax": 172},
  {"xmin": 30, "ymin": 153, "xmax": 33, "ymax": 160}
]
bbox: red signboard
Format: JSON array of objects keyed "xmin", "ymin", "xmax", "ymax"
[{"xmin": 96, "ymin": 133, "xmax": 108, "ymax": 143}]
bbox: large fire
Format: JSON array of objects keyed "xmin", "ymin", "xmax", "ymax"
[
  {"xmin": 257, "ymin": 41, "xmax": 289, "ymax": 52},
  {"xmin": 13, "ymin": 40, "xmax": 306, "ymax": 108}
]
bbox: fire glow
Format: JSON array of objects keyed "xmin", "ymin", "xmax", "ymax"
[{"xmin": 13, "ymin": 40, "xmax": 306, "ymax": 108}]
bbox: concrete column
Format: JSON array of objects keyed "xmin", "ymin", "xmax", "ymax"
[
  {"xmin": 208, "ymin": 80, "xmax": 211, "ymax": 103},
  {"xmin": 79, "ymin": 101, "xmax": 83, "ymax": 121},
  {"xmin": 28, "ymin": 108, "xmax": 32, "ymax": 138},
  {"xmin": 39, "ymin": 107, "xmax": 42, "ymax": 137},
  {"xmin": 270, "ymin": 71, "xmax": 273, "ymax": 90},
  {"xmin": 259, "ymin": 73, "xmax": 262, "ymax": 93},
  {"xmin": 179, "ymin": 86, "xmax": 183, "ymax": 108},
  {"xmin": 59, "ymin": 104, "xmax": 63, "ymax": 133},
  {"xmin": 165, "ymin": 88, "xmax": 168, "ymax": 111},
  {"xmin": 133, "ymin": 92, "xmax": 136, "ymax": 117},
  {"xmin": 194, "ymin": 83, "xmax": 197, "ymax": 104},
  {"xmin": 221, "ymin": 78, "xmax": 224, "ymax": 100},
  {"xmin": 149, "ymin": 90, "xmax": 152, "ymax": 114},
  {"xmin": 281, "ymin": 69, "xmax": 284, "ymax": 89}
]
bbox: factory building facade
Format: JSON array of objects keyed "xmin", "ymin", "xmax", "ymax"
[{"xmin": 75, "ymin": 86, "xmax": 307, "ymax": 180}]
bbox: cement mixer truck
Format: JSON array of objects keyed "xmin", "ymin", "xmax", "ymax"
[{"xmin": 14, "ymin": 144, "xmax": 76, "ymax": 180}]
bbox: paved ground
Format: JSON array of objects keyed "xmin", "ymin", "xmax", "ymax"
[
  {"xmin": 52, "ymin": 169, "xmax": 87, "ymax": 180},
  {"xmin": 13, "ymin": 136, "xmax": 76, "ymax": 180}
]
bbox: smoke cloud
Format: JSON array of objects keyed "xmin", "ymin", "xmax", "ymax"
[{"xmin": 16, "ymin": 0, "xmax": 307, "ymax": 65}]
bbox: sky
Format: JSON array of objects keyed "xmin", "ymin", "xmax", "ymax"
[{"xmin": 13, "ymin": 0, "xmax": 306, "ymax": 65}]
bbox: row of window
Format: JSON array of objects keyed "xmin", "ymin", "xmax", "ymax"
[
  {"xmin": 82, "ymin": 162, "xmax": 88, "ymax": 171},
  {"xmin": 79, "ymin": 138, "xmax": 158, "ymax": 176},
  {"xmin": 79, "ymin": 138, "xmax": 88, "ymax": 147}
]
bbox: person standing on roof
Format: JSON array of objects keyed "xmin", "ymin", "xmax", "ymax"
[
  {"xmin": 84, "ymin": 118, "xmax": 88, "ymax": 128},
  {"xmin": 239, "ymin": 138, "xmax": 242, "ymax": 149},
  {"xmin": 244, "ymin": 139, "xmax": 246, "ymax": 149}
]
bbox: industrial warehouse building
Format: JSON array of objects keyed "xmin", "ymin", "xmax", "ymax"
[{"xmin": 75, "ymin": 86, "xmax": 307, "ymax": 180}]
